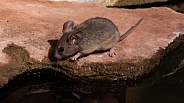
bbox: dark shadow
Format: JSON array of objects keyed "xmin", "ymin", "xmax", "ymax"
[
  {"xmin": 0, "ymin": 68, "xmax": 127, "ymax": 103},
  {"xmin": 47, "ymin": 40, "xmax": 59, "ymax": 62},
  {"xmin": 108, "ymin": 0, "xmax": 184, "ymax": 13},
  {"xmin": 80, "ymin": 88, "xmax": 126, "ymax": 103}
]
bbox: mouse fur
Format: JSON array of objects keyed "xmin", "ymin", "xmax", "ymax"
[{"xmin": 55, "ymin": 17, "xmax": 143, "ymax": 61}]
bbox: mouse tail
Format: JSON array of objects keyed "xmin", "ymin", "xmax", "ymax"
[{"xmin": 119, "ymin": 18, "xmax": 144, "ymax": 42}]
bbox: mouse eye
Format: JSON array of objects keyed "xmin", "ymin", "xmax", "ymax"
[{"xmin": 58, "ymin": 47, "xmax": 64, "ymax": 52}]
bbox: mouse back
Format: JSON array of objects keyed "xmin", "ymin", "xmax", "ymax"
[{"xmin": 73, "ymin": 17, "xmax": 120, "ymax": 49}]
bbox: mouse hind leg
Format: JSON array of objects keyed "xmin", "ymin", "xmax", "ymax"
[
  {"xmin": 100, "ymin": 34, "xmax": 119, "ymax": 57},
  {"xmin": 109, "ymin": 47, "xmax": 116, "ymax": 57}
]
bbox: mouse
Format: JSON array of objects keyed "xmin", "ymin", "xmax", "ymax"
[{"xmin": 55, "ymin": 17, "xmax": 143, "ymax": 61}]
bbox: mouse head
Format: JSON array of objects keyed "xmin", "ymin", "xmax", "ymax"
[{"xmin": 55, "ymin": 21, "xmax": 83, "ymax": 60}]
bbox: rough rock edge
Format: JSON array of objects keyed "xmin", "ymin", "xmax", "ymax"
[{"xmin": 103, "ymin": 0, "xmax": 168, "ymax": 7}]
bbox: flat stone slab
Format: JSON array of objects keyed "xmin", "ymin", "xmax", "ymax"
[{"xmin": 0, "ymin": 0, "xmax": 184, "ymax": 87}]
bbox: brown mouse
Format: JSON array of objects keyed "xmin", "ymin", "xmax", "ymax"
[{"xmin": 55, "ymin": 17, "xmax": 143, "ymax": 61}]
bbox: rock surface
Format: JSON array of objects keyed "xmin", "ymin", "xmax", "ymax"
[{"xmin": 0, "ymin": 0, "xmax": 184, "ymax": 87}]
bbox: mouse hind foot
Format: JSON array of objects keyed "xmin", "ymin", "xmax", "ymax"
[{"xmin": 109, "ymin": 47, "xmax": 116, "ymax": 57}]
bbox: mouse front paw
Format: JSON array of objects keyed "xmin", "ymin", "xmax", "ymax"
[
  {"xmin": 70, "ymin": 52, "xmax": 81, "ymax": 61},
  {"xmin": 70, "ymin": 56, "xmax": 77, "ymax": 61}
]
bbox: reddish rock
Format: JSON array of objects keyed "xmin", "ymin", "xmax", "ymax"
[{"xmin": 0, "ymin": 0, "xmax": 184, "ymax": 87}]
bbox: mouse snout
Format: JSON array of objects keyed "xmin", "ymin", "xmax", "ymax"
[
  {"xmin": 54, "ymin": 46, "xmax": 65, "ymax": 59},
  {"xmin": 55, "ymin": 50, "xmax": 62, "ymax": 59}
]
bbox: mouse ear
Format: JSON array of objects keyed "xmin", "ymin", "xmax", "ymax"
[
  {"xmin": 62, "ymin": 21, "xmax": 74, "ymax": 33},
  {"xmin": 68, "ymin": 31, "xmax": 83, "ymax": 45}
]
